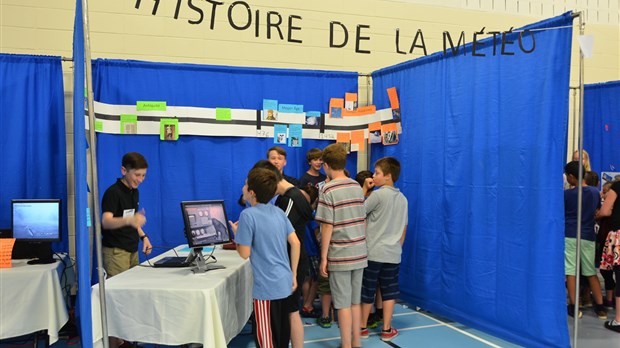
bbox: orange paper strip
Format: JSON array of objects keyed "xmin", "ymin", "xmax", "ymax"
[
  {"xmin": 368, "ymin": 122, "xmax": 381, "ymax": 132},
  {"xmin": 0, "ymin": 238, "xmax": 16, "ymax": 268},
  {"xmin": 336, "ymin": 132, "xmax": 351, "ymax": 143},
  {"xmin": 350, "ymin": 130, "xmax": 365, "ymax": 152},
  {"xmin": 387, "ymin": 87, "xmax": 400, "ymax": 109}
]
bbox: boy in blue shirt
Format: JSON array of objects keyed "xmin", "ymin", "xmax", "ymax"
[
  {"xmin": 229, "ymin": 167, "xmax": 301, "ymax": 348},
  {"xmin": 360, "ymin": 157, "xmax": 408, "ymax": 342}
]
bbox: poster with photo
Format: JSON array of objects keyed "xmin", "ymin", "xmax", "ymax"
[
  {"xmin": 263, "ymin": 99, "xmax": 279, "ymax": 121},
  {"xmin": 305, "ymin": 111, "xmax": 321, "ymax": 127},
  {"xmin": 120, "ymin": 114, "xmax": 137, "ymax": 134},
  {"xmin": 160, "ymin": 118, "xmax": 179, "ymax": 141},
  {"xmin": 274, "ymin": 124, "xmax": 287, "ymax": 144},
  {"xmin": 381, "ymin": 123, "xmax": 398, "ymax": 145},
  {"xmin": 288, "ymin": 124, "xmax": 302, "ymax": 147}
]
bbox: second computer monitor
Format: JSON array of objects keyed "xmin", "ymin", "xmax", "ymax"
[{"xmin": 181, "ymin": 200, "xmax": 231, "ymax": 249}]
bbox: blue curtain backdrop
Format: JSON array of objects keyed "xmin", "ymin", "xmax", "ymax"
[
  {"xmin": 92, "ymin": 59, "xmax": 358, "ymax": 261},
  {"xmin": 0, "ymin": 54, "xmax": 68, "ymax": 252},
  {"xmin": 583, "ymin": 80, "xmax": 620, "ymax": 175},
  {"xmin": 371, "ymin": 13, "xmax": 573, "ymax": 347}
]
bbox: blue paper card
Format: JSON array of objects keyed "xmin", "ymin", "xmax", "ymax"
[
  {"xmin": 274, "ymin": 124, "xmax": 288, "ymax": 144},
  {"xmin": 279, "ymin": 104, "xmax": 304, "ymax": 113},
  {"xmin": 288, "ymin": 124, "xmax": 302, "ymax": 147}
]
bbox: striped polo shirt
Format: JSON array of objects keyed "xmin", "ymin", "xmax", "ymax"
[{"xmin": 315, "ymin": 178, "xmax": 367, "ymax": 271}]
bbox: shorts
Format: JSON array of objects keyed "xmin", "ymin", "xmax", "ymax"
[
  {"xmin": 329, "ymin": 269, "xmax": 363, "ymax": 310},
  {"xmin": 317, "ymin": 274, "xmax": 331, "ymax": 295},
  {"xmin": 565, "ymin": 238, "xmax": 596, "ymax": 276},
  {"xmin": 102, "ymin": 247, "xmax": 138, "ymax": 278},
  {"xmin": 361, "ymin": 261, "xmax": 400, "ymax": 303},
  {"xmin": 306, "ymin": 255, "xmax": 319, "ymax": 279}
]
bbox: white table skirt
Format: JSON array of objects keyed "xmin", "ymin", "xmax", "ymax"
[
  {"xmin": 0, "ymin": 254, "xmax": 75, "ymax": 344},
  {"xmin": 91, "ymin": 245, "xmax": 253, "ymax": 348}
]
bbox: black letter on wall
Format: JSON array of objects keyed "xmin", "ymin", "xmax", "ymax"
[
  {"xmin": 228, "ymin": 1, "xmax": 252, "ymax": 30},
  {"xmin": 288, "ymin": 15, "xmax": 303, "ymax": 44},
  {"xmin": 355, "ymin": 24, "xmax": 371, "ymax": 54},
  {"xmin": 329, "ymin": 21, "xmax": 348, "ymax": 48}
]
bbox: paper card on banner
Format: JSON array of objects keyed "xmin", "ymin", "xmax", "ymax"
[
  {"xmin": 216, "ymin": 108, "xmax": 232, "ymax": 121},
  {"xmin": 355, "ymin": 105, "xmax": 376, "ymax": 116},
  {"xmin": 336, "ymin": 132, "xmax": 351, "ymax": 153},
  {"xmin": 95, "ymin": 120, "xmax": 103, "ymax": 132},
  {"xmin": 137, "ymin": 101, "xmax": 167, "ymax": 111},
  {"xmin": 381, "ymin": 123, "xmax": 399, "ymax": 145},
  {"xmin": 350, "ymin": 130, "xmax": 365, "ymax": 152},
  {"xmin": 288, "ymin": 124, "xmax": 303, "ymax": 147},
  {"xmin": 578, "ymin": 35, "xmax": 594, "ymax": 58},
  {"xmin": 263, "ymin": 99, "xmax": 279, "ymax": 121},
  {"xmin": 160, "ymin": 118, "xmax": 179, "ymax": 141},
  {"xmin": 368, "ymin": 122, "xmax": 382, "ymax": 143},
  {"xmin": 305, "ymin": 111, "xmax": 321, "ymax": 127},
  {"xmin": 120, "ymin": 114, "xmax": 137, "ymax": 134},
  {"xmin": 329, "ymin": 98, "xmax": 344, "ymax": 118},
  {"xmin": 387, "ymin": 87, "xmax": 400, "ymax": 110},
  {"xmin": 274, "ymin": 124, "xmax": 288, "ymax": 144},
  {"xmin": 345, "ymin": 93, "xmax": 358, "ymax": 111},
  {"xmin": 0, "ymin": 238, "xmax": 15, "ymax": 268},
  {"xmin": 279, "ymin": 104, "xmax": 304, "ymax": 113}
]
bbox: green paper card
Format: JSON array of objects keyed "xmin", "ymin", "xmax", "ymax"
[
  {"xmin": 137, "ymin": 101, "xmax": 167, "ymax": 111},
  {"xmin": 120, "ymin": 114, "xmax": 138, "ymax": 134},
  {"xmin": 95, "ymin": 120, "xmax": 103, "ymax": 132},
  {"xmin": 216, "ymin": 108, "xmax": 232, "ymax": 121},
  {"xmin": 160, "ymin": 118, "xmax": 179, "ymax": 141}
]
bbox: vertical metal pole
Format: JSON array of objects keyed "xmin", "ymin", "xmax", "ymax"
[
  {"xmin": 572, "ymin": 10, "xmax": 585, "ymax": 348},
  {"xmin": 82, "ymin": 0, "xmax": 109, "ymax": 347}
]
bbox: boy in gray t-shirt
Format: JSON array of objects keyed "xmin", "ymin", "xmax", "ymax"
[
  {"xmin": 360, "ymin": 157, "xmax": 408, "ymax": 342},
  {"xmin": 315, "ymin": 143, "xmax": 367, "ymax": 348}
]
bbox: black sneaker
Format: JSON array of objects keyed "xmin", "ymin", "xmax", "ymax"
[
  {"xmin": 567, "ymin": 304, "xmax": 582, "ymax": 318},
  {"xmin": 604, "ymin": 320, "xmax": 620, "ymax": 333},
  {"xmin": 594, "ymin": 304, "xmax": 608, "ymax": 320}
]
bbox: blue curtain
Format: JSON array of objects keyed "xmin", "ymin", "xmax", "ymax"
[
  {"xmin": 0, "ymin": 54, "xmax": 68, "ymax": 252},
  {"xmin": 583, "ymin": 80, "xmax": 620, "ymax": 175},
  {"xmin": 371, "ymin": 13, "xmax": 573, "ymax": 347},
  {"xmin": 92, "ymin": 59, "xmax": 357, "ymax": 261}
]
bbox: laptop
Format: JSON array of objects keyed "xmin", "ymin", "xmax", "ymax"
[{"xmin": 153, "ymin": 256, "xmax": 191, "ymax": 268}]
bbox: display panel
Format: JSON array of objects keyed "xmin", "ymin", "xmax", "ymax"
[{"xmin": 180, "ymin": 200, "xmax": 231, "ymax": 248}]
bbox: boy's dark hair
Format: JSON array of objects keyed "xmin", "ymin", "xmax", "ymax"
[
  {"xmin": 585, "ymin": 171, "xmax": 599, "ymax": 187},
  {"xmin": 247, "ymin": 168, "xmax": 278, "ymax": 204},
  {"xmin": 355, "ymin": 170, "xmax": 373, "ymax": 187},
  {"xmin": 267, "ymin": 146, "xmax": 287, "ymax": 159},
  {"xmin": 252, "ymin": 160, "xmax": 283, "ymax": 182},
  {"xmin": 301, "ymin": 184, "xmax": 319, "ymax": 205},
  {"xmin": 122, "ymin": 152, "xmax": 148, "ymax": 170},
  {"xmin": 322, "ymin": 144, "xmax": 347, "ymax": 170},
  {"xmin": 306, "ymin": 148, "xmax": 323, "ymax": 163},
  {"xmin": 375, "ymin": 157, "xmax": 401, "ymax": 183},
  {"xmin": 564, "ymin": 161, "xmax": 585, "ymax": 179}
]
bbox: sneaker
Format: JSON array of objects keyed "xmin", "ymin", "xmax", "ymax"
[
  {"xmin": 301, "ymin": 306, "xmax": 320, "ymax": 318},
  {"xmin": 604, "ymin": 320, "xmax": 620, "ymax": 333},
  {"xmin": 567, "ymin": 305, "xmax": 582, "ymax": 318},
  {"xmin": 595, "ymin": 305, "xmax": 608, "ymax": 320},
  {"xmin": 380, "ymin": 327, "xmax": 398, "ymax": 342},
  {"xmin": 367, "ymin": 313, "xmax": 380, "ymax": 329},
  {"xmin": 317, "ymin": 316, "xmax": 331, "ymax": 328},
  {"xmin": 360, "ymin": 328, "xmax": 369, "ymax": 339}
]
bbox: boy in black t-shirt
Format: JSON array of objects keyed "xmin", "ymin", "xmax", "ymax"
[{"xmin": 101, "ymin": 152, "xmax": 152, "ymax": 278}]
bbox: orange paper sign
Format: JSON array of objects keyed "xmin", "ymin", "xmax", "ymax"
[
  {"xmin": 387, "ymin": 87, "xmax": 400, "ymax": 109},
  {"xmin": 0, "ymin": 238, "xmax": 16, "ymax": 268},
  {"xmin": 350, "ymin": 130, "xmax": 365, "ymax": 152}
]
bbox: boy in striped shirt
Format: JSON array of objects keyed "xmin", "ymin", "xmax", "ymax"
[{"xmin": 316, "ymin": 143, "xmax": 367, "ymax": 348}]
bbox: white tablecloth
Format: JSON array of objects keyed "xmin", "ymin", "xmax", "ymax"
[
  {"xmin": 0, "ymin": 254, "xmax": 75, "ymax": 344},
  {"xmin": 91, "ymin": 245, "xmax": 253, "ymax": 348}
]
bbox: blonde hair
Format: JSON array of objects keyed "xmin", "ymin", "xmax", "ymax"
[{"xmin": 572, "ymin": 150, "xmax": 591, "ymax": 172}]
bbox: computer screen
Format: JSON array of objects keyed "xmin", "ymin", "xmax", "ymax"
[
  {"xmin": 11, "ymin": 199, "xmax": 61, "ymax": 264},
  {"xmin": 12, "ymin": 199, "xmax": 61, "ymax": 242},
  {"xmin": 181, "ymin": 200, "xmax": 231, "ymax": 248}
]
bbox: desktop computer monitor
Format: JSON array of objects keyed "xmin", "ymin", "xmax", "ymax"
[
  {"xmin": 181, "ymin": 200, "xmax": 231, "ymax": 249},
  {"xmin": 11, "ymin": 199, "xmax": 61, "ymax": 264}
]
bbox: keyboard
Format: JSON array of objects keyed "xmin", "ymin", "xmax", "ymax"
[{"xmin": 153, "ymin": 256, "xmax": 190, "ymax": 268}]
